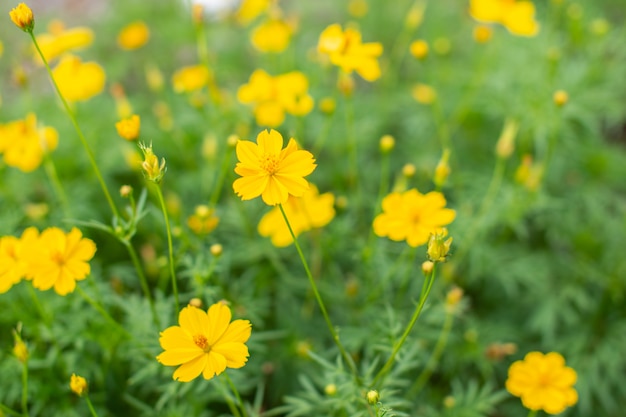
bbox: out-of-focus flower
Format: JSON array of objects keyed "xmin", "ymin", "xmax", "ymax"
[
  {"xmin": 473, "ymin": 25, "xmax": 493, "ymax": 43},
  {"xmin": 251, "ymin": 18, "xmax": 291, "ymax": 53},
  {"xmin": 319, "ymin": 97, "xmax": 336, "ymax": 115},
  {"xmin": 317, "ymin": 24, "xmax": 383, "ymax": 82},
  {"xmin": 117, "ymin": 21, "xmax": 150, "ymax": 50},
  {"xmin": 553, "ymin": 90, "xmax": 569, "ymax": 107},
  {"xmin": 13, "ymin": 329, "xmax": 28, "ymax": 362},
  {"xmin": 410, "ymin": 39, "xmax": 429, "ymax": 59},
  {"xmin": 233, "ymin": 129, "xmax": 316, "ymax": 206},
  {"xmin": 379, "ymin": 135, "xmax": 395, "ymax": 153},
  {"xmin": 10, "ymin": 3, "xmax": 34, "ymax": 32},
  {"xmin": 258, "ymin": 185, "xmax": 335, "ymax": 246},
  {"xmin": 373, "ymin": 189, "xmax": 456, "ymax": 247},
  {"xmin": 495, "ymin": 118, "xmax": 519, "ymax": 159},
  {"xmin": 0, "ymin": 236, "xmax": 24, "ymax": 293},
  {"xmin": 70, "ymin": 374, "xmax": 88, "ymax": 396},
  {"xmin": 412, "ymin": 83, "xmax": 437, "ymax": 104},
  {"xmin": 0, "ymin": 113, "xmax": 58, "ymax": 172},
  {"xmin": 172, "ymin": 64, "xmax": 211, "ymax": 93},
  {"xmin": 187, "ymin": 205, "xmax": 220, "ymax": 235},
  {"xmin": 469, "ymin": 0, "xmax": 540, "ymax": 37},
  {"xmin": 145, "ymin": 63, "xmax": 165, "ymax": 92},
  {"xmin": 434, "ymin": 148, "xmax": 451, "ymax": 187},
  {"xmin": 237, "ymin": 69, "xmax": 314, "ymax": 127},
  {"xmin": 506, "ymin": 352, "xmax": 578, "ymax": 414},
  {"xmin": 235, "ymin": 0, "xmax": 270, "ymax": 25},
  {"xmin": 348, "ymin": 0, "xmax": 368, "ymax": 18},
  {"xmin": 116, "ymin": 114, "xmax": 141, "ymax": 141},
  {"xmin": 156, "ymin": 302, "xmax": 252, "ymax": 382},
  {"xmin": 35, "ymin": 21, "xmax": 93, "ymax": 63},
  {"xmin": 52, "ymin": 55, "xmax": 105, "ymax": 102}
]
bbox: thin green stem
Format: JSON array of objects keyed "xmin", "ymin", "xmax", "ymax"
[
  {"xmin": 224, "ymin": 373, "xmax": 247, "ymax": 417},
  {"xmin": 29, "ymin": 32, "xmax": 119, "ymax": 220},
  {"xmin": 208, "ymin": 145, "xmax": 234, "ymax": 208},
  {"xmin": 155, "ymin": 186, "xmax": 179, "ymax": 314},
  {"xmin": 42, "ymin": 153, "xmax": 70, "ymax": 217},
  {"xmin": 26, "ymin": 284, "xmax": 50, "ymax": 325},
  {"xmin": 527, "ymin": 410, "xmax": 538, "ymax": 417},
  {"xmin": 120, "ymin": 240, "xmax": 160, "ymax": 328},
  {"xmin": 21, "ymin": 361, "xmax": 29, "ymax": 417},
  {"xmin": 0, "ymin": 403, "xmax": 22, "ymax": 417},
  {"xmin": 372, "ymin": 263, "xmax": 438, "ymax": 387},
  {"xmin": 344, "ymin": 94, "xmax": 358, "ymax": 188},
  {"xmin": 84, "ymin": 396, "xmax": 100, "ymax": 417},
  {"xmin": 218, "ymin": 377, "xmax": 242, "ymax": 417},
  {"xmin": 278, "ymin": 204, "xmax": 360, "ymax": 381},
  {"xmin": 75, "ymin": 285, "xmax": 131, "ymax": 338}
]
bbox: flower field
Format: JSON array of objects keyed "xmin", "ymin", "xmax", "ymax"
[{"xmin": 1, "ymin": 0, "xmax": 626, "ymax": 416}]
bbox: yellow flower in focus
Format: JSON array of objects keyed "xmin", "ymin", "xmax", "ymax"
[
  {"xmin": 237, "ymin": 69, "xmax": 314, "ymax": 127},
  {"xmin": 116, "ymin": 114, "xmax": 141, "ymax": 141},
  {"xmin": 117, "ymin": 21, "xmax": 150, "ymax": 50},
  {"xmin": 506, "ymin": 351, "xmax": 578, "ymax": 414},
  {"xmin": 70, "ymin": 373, "xmax": 88, "ymax": 396},
  {"xmin": 426, "ymin": 228, "xmax": 453, "ymax": 262},
  {"xmin": 52, "ymin": 55, "xmax": 105, "ymax": 102},
  {"xmin": 317, "ymin": 24, "xmax": 383, "ymax": 82},
  {"xmin": 139, "ymin": 143, "xmax": 166, "ymax": 184},
  {"xmin": 373, "ymin": 189, "xmax": 456, "ymax": 247},
  {"xmin": 10, "ymin": 3, "xmax": 34, "ymax": 32},
  {"xmin": 235, "ymin": 0, "xmax": 270, "ymax": 25},
  {"xmin": 409, "ymin": 39, "xmax": 429, "ymax": 59},
  {"xmin": 187, "ymin": 205, "xmax": 220, "ymax": 235},
  {"xmin": 0, "ymin": 114, "xmax": 58, "ymax": 172},
  {"xmin": 156, "ymin": 302, "xmax": 252, "ymax": 382},
  {"xmin": 412, "ymin": 83, "xmax": 437, "ymax": 104},
  {"xmin": 233, "ymin": 129, "xmax": 316, "ymax": 206},
  {"xmin": 251, "ymin": 18, "xmax": 292, "ymax": 53},
  {"xmin": 30, "ymin": 227, "xmax": 97, "ymax": 296},
  {"xmin": 469, "ymin": 0, "xmax": 540, "ymax": 37},
  {"xmin": 172, "ymin": 64, "xmax": 211, "ymax": 93},
  {"xmin": 258, "ymin": 185, "xmax": 335, "ymax": 247},
  {"xmin": 35, "ymin": 24, "xmax": 93, "ymax": 63}
]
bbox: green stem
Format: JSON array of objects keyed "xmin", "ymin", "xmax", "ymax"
[
  {"xmin": 120, "ymin": 240, "xmax": 160, "ymax": 328},
  {"xmin": 0, "ymin": 403, "xmax": 22, "ymax": 417},
  {"xmin": 208, "ymin": 144, "xmax": 234, "ymax": 208},
  {"xmin": 224, "ymin": 373, "xmax": 247, "ymax": 417},
  {"xmin": 372, "ymin": 263, "xmax": 437, "ymax": 387},
  {"xmin": 278, "ymin": 204, "xmax": 360, "ymax": 381},
  {"xmin": 29, "ymin": 32, "xmax": 120, "ymax": 220},
  {"xmin": 344, "ymin": 93, "xmax": 358, "ymax": 188},
  {"xmin": 527, "ymin": 410, "xmax": 538, "ymax": 417},
  {"xmin": 75, "ymin": 285, "xmax": 131, "ymax": 338},
  {"xmin": 42, "ymin": 153, "xmax": 70, "ymax": 217},
  {"xmin": 84, "ymin": 396, "xmax": 100, "ymax": 417},
  {"xmin": 21, "ymin": 361, "xmax": 29, "ymax": 417},
  {"xmin": 26, "ymin": 284, "xmax": 50, "ymax": 325},
  {"xmin": 155, "ymin": 186, "xmax": 179, "ymax": 314},
  {"xmin": 218, "ymin": 377, "xmax": 242, "ymax": 417}
]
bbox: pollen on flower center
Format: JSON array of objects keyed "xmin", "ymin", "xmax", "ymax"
[
  {"xmin": 193, "ymin": 334, "xmax": 211, "ymax": 351},
  {"xmin": 260, "ymin": 153, "xmax": 280, "ymax": 175}
]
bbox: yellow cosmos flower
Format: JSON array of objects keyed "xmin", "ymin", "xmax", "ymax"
[
  {"xmin": 9, "ymin": 3, "xmax": 34, "ymax": 32},
  {"xmin": 235, "ymin": 0, "xmax": 270, "ymax": 25},
  {"xmin": 0, "ymin": 236, "xmax": 24, "ymax": 293},
  {"xmin": 506, "ymin": 351, "xmax": 578, "ymax": 414},
  {"xmin": 469, "ymin": 0, "xmax": 540, "ymax": 37},
  {"xmin": 115, "ymin": 114, "xmax": 141, "ymax": 141},
  {"xmin": 52, "ymin": 55, "xmax": 105, "ymax": 102},
  {"xmin": 29, "ymin": 227, "xmax": 97, "ymax": 296},
  {"xmin": 35, "ymin": 23, "xmax": 94, "ymax": 63},
  {"xmin": 258, "ymin": 184, "xmax": 335, "ymax": 247},
  {"xmin": 172, "ymin": 64, "xmax": 211, "ymax": 93},
  {"xmin": 237, "ymin": 69, "xmax": 314, "ymax": 127},
  {"xmin": 251, "ymin": 18, "xmax": 292, "ymax": 53},
  {"xmin": 70, "ymin": 373, "xmax": 88, "ymax": 396},
  {"xmin": 233, "ymin": 129, "xmax": 316, "ymax": 206},
  {"xmin": 0, "ymin": 114, "xmax": 58, "ymax": 172},
  {"xmin": 373, "ymin": 189, "xmax": 456, "ymax": 247},
  {"xmin": 156, "ymin": 303, "xmax": 252, "ymax": 382},
  {"xmin": 317, "ymin": 23, "xmax": 383, "ymax": 82},
  {"xmin": 117, "ymin": 21, "xmax": 150, "ymax": 50}
]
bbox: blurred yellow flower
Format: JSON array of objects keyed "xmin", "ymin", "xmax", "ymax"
[
  {"xmin": 412, "ymin": 83, "xmax": 437, "ymax": 104},
  {"xmin": 30, "ymin": 227, "xmax": 97, "ymax": 296},
  {"xmin": 0, "ymin": 236, "xmax": 23, "ymax": 293},
  {"xmin": 172, "ymin": 64, "xmax": 211, "ymax": 93},
  {"xmin": 251, "ymin": 18, "xmax": 291, "ymax": 53},
  {"xmin": 473, "ymin": 25, "xmax": 493, "ymax": 43},
  {"xmin": 52, "ymin": 55, "xmax": 105, "ymax": 102},
  {"xmin": 116, "ymin": 114, "xmax": 141, "ymax": 141},
  {"xmin": 117, "ymin": 21, "xmax": 150, "ymax": 50},
  {"xmin": 237, "ymin": 69, "xmax": 314, "ymax": 127},
  {"xmin": 35, "ymin": 22, "xmax": 94, "ymax": 63},
  {"xmin": 156, "ymin": 302, "xmax": 252, "ymax": 382},
  {"xmin": 70, "ymin": 373, "xmax": 88, "ymax": 396},
  {"xmin": 506, "ymin": 351, "xmax": 578, "ymax": 414},
  {"xmin": 235, "ymin": 0, "xmax": 270, "ymax": 25},
  {"xmin": 0, "ymin": 114, "xmax": 58, "ymax": 172},
  {"xmin": 409, "ymin": 39, "xmax": 429, "ymax": 59},
  {"xmin": 317, "ymin": 24, "xmax": 383, "ymax": 82},
  {"xmin": 9, "ymin": 3, "xmax": 34, "ymax": 32},
  {"xmin": 187, "ymin": 205, "xmax": 220, "ymax": 235},
  {"xmin": 233, "ymin": 129, "xmax": 316, "ymax": 206},
  {"xmin": 373, "ymin": 189, "xmax": 456, "ymax": 247},
  {"xmin": 348, "ymin": 0, "xmax": 368, "ymax": 18},
  {"xmin": 258, "ymin": 184, "xmax": 335, "ymax": 247},
  {"xmin": 469, "ymin": 0, "xmax": 539, "ymax": 37}
]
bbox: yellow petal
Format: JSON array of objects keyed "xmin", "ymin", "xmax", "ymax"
[
  {"xmin": 202, "ymin": 351, "xmax": 227, "ymax": 379},
  {"xmin": 173, "ymin": 354, "xmax": 207, "ymax": 382},
  {"xmin": 262, "ymin": 177, "xmax": 289, "ymax": 205},
  {"xmin": 233, "ymin": 175, "xmax": 268, "ymax": 200},
  {"xmin": 206, "ymin": 303, "xmax": 232, "ymax": 346},
  {"xmin": 212, "ymin": 342, "xmax": 250, "ymax": 368}
]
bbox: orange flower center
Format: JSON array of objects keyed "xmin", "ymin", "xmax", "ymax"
[
  {"xmin": 260, "ymin": 153, "xmax": 280, "ymax": 175},
  {"xmin": 193, "ymin": 334, "xmax": 211, "ymax": 352},
  {"xmin": 537, "ymin": 372, "xmax": 553, "ymax": 387},
  {"xmin": 51, "ymin": 251, "xmax": 66, "ymax": 267}
]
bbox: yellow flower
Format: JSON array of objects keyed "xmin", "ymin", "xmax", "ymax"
[
  {"xmin": 70, "ymin": 373, "xmax": 88, "ymax": 396},
  {"xmin": 373, "ymin": 189, "xmax": 456, "ymax": 247},
  {"xmin": 426, "ymin": 228, "xmax": 453, "ymax": 262},
  {"xmin": 187, "ymin": 205, "xmax": 220, "ymax": 235},
  {"xmin": 412, "ymin": 83, "xmax": 437, "ymax": 104},
  {"xmin": 258, "ymin": 184, "xmax": 335, "ymax": 247},
  {"xmin": 237, "ymin": 69, "xmax": 314, "ymax": 127},
  {"xmin": 317, "ymin": 24, "xmax": 383, "ymax": 82},
  {"xmin": 52, "ymin": 55, "xmax": 105, "ymax": 102},
  {"xmin": 473, "ymin": 25, "xmax": 493, "ymax": 43},
  {"xmin": 116, "ymin": 114, "xmax": 141, "ymax": 141},
  {"xmin": 117, "ymin": 21, "xmax": 150, "ymax": 50},
  {"xmin": 409, "ymin": 39, "xmax": 429, "ymax": 59},
  {"xmin": 233, "ymin": 129, "xmax": 316, "ymax": 206},
  {"xmin": 35, "ymin": 23, "xmax": 93, "ymax": 63},
  {"xmin": 172, "ymin": 64, "xmax": 211, "ymax": 93},
  {"xmin": 469, "ymin": 0, "xmax": 540, "ymax": 37},
  {"xmin": 156, "ymin": 302, "xmax": 252, "ymax": 382},
  {"xmin": 29, "ymin": 227, "xmax": 97, "ymax": 296},
  {"xmin": 506, "ymin": 351, "xmax": 578, "ymax": 414},
  {"xmin": 0, "ymin": 114, "xmax": 58, "ymax": 172},
  {"xmin": 251, "ymin": 18, "xmax": 291, "ymax": 53},
  {"xmin": 9, "ymin": 3, "xmax": 34, "ymax": 32},
  {"xmin": 235, "ymin": 0, "xmax": 270, "ymax": 25},
  {"xmin": 553, "ymin": 90, "xmax": 569, "ymax": 106},
  {"xmin": 0, "ymin": 232, "xmax": 33, "ymax": 293},
  {"xmin": 13, "ymin": 330, "xmax": 29, "ymax": 363}
]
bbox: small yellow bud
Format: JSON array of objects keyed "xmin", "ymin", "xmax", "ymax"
[
  {"xmin": 421, "ymin": 260, "xmax": 434, "ymax": 275},
  {"xmin": 366, "ymin": 390, "xmax": 380, "ymax": 405},
  {"xmin": 189, "ymin": 298, "xmax": 203, "ymax": 308},
  {"xmin": 116, "ymin": 114, "xmax": 141, "ymax": 141},
  {"xmin": 296, "ymin": 340, "xmax": 311, "ymax": 358},
  {"xmin": 13, "ymin": 339, "xmax": 28, "ymax": 363},
  {"xmin": 335, "ymin": 195, "xmax": 348, "ymax": 210},
  {"xmin": 553, "ymin": 90, "xmax": 569, "ymax": 107},
  {"xmin": 120, "ymin": 185, "xmax": 133, "ymax": 198},
  {"xmin": 227, "ymin": 134, "xmax": 240, "ymax": 148},
  {"xmin": 139, "ymin": 143, "xmax": 166, "ymax": 183},
  {"xmin": 210, "ymin": 243, "xmax": 223, "ymax": 257},
  {"xmin": 24, "ymin": 203, "xmax": 49, "ymax": 220},
  {"xmin": 319, "ymin": 97, "xmax": 336, "ymax": 115},
  {"xmin": 495, "ymin": 118, "xmax": 519, "ymax": 159},
  {"xmin": 379, "ymin": 135, "xmax": 395, "ymax": 153},
  {"xmin": 337, "ymin": 72, "xmax": 355, "ymax": 96},
  {"xmin": 10, "ymin": 3, "xmax": 34, "ymax": 32},
  {"xmin": 412, "ymin": 83, "xmax": 437, "ymax": 105},
  {"xmin": 405, "ymin": 3, "xmax": 424, "ymax": 29},
  {"xmin": 443, "ymin": 395, "xmax": 456, "ymax": 408},
  {"xmin": 590, "ymin": 18, "xmax": 609, "ymax": 36},
  {"xmin": 473, "ymin": 25, "xmax": 493, "ymax": 43},
  {"xmin": 445, "ymin": 286, "xmax": 464, "ymax": 312},
  {"xmin": 324, "ymin": 383, "xmax": 337, "ymax": 396},
  {"xmin": 434, "ymin": 148, "xmax": 451, "ymax": 187},
  {"xmin": 187, "ymin": 206, "xmax": 219, "ymax": 235},
  {"xmin": 70, "ymin": 373, "xmax": 88, "ymax": 396},
  {"xmin": 409, "ymin": 40, "xmax": 429, "ymax": 59},
  {"xmin": 427, "ymin": 229, "xmax": 452, "ymax": 262}
]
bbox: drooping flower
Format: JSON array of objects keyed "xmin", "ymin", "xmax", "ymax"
[
  {"xmin": 9, "ymin": 3, "xmax": 34, "ymax": 32},
  {"xmin": 29, "ymin": 227, "xmax": 97, "ymax": 296},
  {"xmin": 172, "ymin": 64, "xmax": 211, "ymax": 93},
  {"xmin": 0, "ymin": 114, "xmax": 58, "ymax": 172},
  {"xmin": 469, "ymin": 0, "xmax": 539, "ymax": 37},
  {"xmin": 117, "ymin": 21, "xmax": 150, "ymax": 50},
  {"xmin": 373, "ymin": 189, "xmax": 456, "ymax": 247},
  {"xmin": 115, "ymin": 114, "xmax": 141, "ymax": 141},
  {"xmin": 34, "ymin": 21, "xmax": 93, "ymax": 63},
  {"xmin": 237, "ymin": 69, "xmax": 314, "ymax": 127},
  {"xmin": 233, "ymin": 129, "xmax": 316, "ymax": 206},
  {"xmin": 51, "ymin": 55, "xmax": 105, "ymax": 102},
  {"xmin": 251, "ymin": 18, "xmax": 292, "ymax": 53},
  {"xmin": 317, "ymin": 23, "xmax": 383, "ymax": 82},
  {"xmin": 506, "ymin": 351, "xmax": 578, "ymax": 414},
  {"xmin": 156, "ymin": 302, "xmax": 252, "ymax": 382},
  {"xmin": 258, "ymin": 184, "xmax": 335, "ymax": 247}
]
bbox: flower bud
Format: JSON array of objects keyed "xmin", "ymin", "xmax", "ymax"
[
  {"xmin": 324, "ymin": 383, "xmax": 337, "ymax": 396},
  {"xmin": 139, "ymin": 143, "xmax": 166, "ymax": 184},
  {"xmin": 189, "ymin": 298, "xmax": 203, "ymax": 308},
  {"xmin": 366, "ymin": 390, "xmax": 380, "ymax": 405},
  {"xmin": 210, "ymin": 243, "xmax": 223, "ymax": 257},
  {"xmin": 10, "ymin": 3, "xmax": 34, "ymax": 32},
  {"xmin": 116, "ymin": 114, "xmax": 141, "ymax": 141},
  {"xmin": 434, "ymin": 148, "xmax": 451, "ymax": 188},
  {"xmin": 421, "ymin": 260, "xmax": 434, "ymax": 275},
  {"xmin": 120, "ymin": 185, "xmax": 133, "ymax": 198},
  {"xmin": 402, "ymin": 163, "xmax": 416, "ymax": 178},
  {"xmin": 427, "ymin": 229, "xmax": 452, "ymax": 262},
  {"xmin": 412, "ymin": 83, "xmax": 436, "ymax": 104},
  {"xmin": 379, "ymin": 135, "xmax": 395, "ymax": 153},
  {"xmin": 70, "ymin": 373, "xmax": 88, "ymax": 396},
  {"xmin": 553, "ymin": 90, "xmax": 569, "ymax": 107},
  {"xmin": 495, "ymin": 118, "xmax": 519, "ymax": 159},
  {"xmin": 319, "ymin": 97, "xmax": 336, "ymax": 115},
  {"xmin": 409, "ymin": 40, "xmax": 429, "ymax": 59}
]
